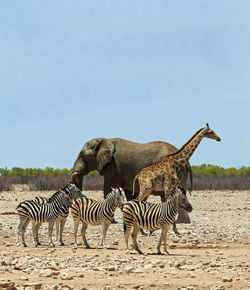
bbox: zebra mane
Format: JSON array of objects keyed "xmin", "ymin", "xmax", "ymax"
[
  {"xmin": 166, "ymin": 187, "xmax": 185, "ymax": 201},
  {"xmin": 105, "ymin": 189, "xmax": 117, "ymax": 200},
  {"xmin": 47, "ymin": 189, "xmax": 65, "ymax": 203},
  {"xmin": 105, "ymin": 187, "xmax": 123, "ymax": 200}
]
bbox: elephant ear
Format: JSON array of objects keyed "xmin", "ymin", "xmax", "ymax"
[{"xmin": 96, "ymin": 140, "xmax": 115, "ymax": 172}]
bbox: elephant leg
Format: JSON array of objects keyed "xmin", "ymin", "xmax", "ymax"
[
  {"xmin": 124, "ymin": 190, "xmax": 134, "ymax": 201},
  {"xmin": 103, "ymin": 175, "xmax": 122, "ymax": 224}
]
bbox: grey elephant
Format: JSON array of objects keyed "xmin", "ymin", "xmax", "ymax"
[{"xmin": 72, "ymin": 137, "xmax": 193, "ymax": 229}]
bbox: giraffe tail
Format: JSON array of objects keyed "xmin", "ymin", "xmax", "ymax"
[{"xmin": 132, "ymin": 174, "xmax": 138, "ymax": 197}]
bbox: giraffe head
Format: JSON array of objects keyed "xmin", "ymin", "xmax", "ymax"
[{"xmin": 203, "ymin": 123, "xmax": 221, "ymax": 142}]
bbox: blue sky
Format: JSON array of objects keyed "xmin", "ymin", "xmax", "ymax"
[{"xmin": 0, "ymin": 1, "xmax": 249, "ymax": 169}]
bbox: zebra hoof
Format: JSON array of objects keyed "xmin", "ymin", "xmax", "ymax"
[
  {"xmin": 60, "ymin": 242, "xmax": 65, "ymax": 246},
  {"xmin": 85, "ymin": 245, "xmax": 91, "ymax": 249},
  {"xmin": 24, "ymin": 244, "xmax": 27, "ymax": 247},
  {"xmin": 138, "ymin": 249, "xmax": 144, "ymax": 255}
]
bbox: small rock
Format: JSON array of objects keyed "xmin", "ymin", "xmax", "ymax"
[
  {"xmin": 144, "ymin": 263, "xmax": 154, "ymax": 270},
  {"xmin": 210, "ymin": 285, "xmax": 225, "ymax": 290},
  {"xmin": 0, "ymin": 280, "xmax": 15, "ymax": 288},
  {"xmin": 124, "ymin": 266, "xmax": 135, "ymax": 273},
  {"xmin": 23, "ymin": 282, "xmax": 43, "ymax": 289},
  {"xmin": 59, "ymin": 273, "xmax": 73, "ymax": 280},
  {"xmin": 222, "ymin": 276, "xmax": 233, "ymax": 282},
  {"xmin": 39, "ymin": 269, "xmax": 59, "ymax": 277}
]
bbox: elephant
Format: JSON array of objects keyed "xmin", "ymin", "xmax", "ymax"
[{"xmin": 71, "ymin": 137, "xmax": 193, "ymax": 230}]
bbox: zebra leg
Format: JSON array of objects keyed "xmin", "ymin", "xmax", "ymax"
[
  {"xmin": 17, "ymin": 218, "xmax": 27, "ymax": 247},
  {"xmin": 73, "ymin": 219, "xmax": 80, "ymax": 246},
  {"xmin": 81, "ymin": 222, "xmax": 90, "ymax": 248},
  {"xmin": 101, "ymin": 221, "xmax": 111, "ymax": 249},
  {"xmin": 131, "ymin": 225, "xmax": 143, "ymax": 254},
  {"xmin": 55, "ymin": 220, "xmax": 60, "ymax": 245},
  {"xmin": 157, "ymin": 230, "xmax": 164, "ymax": 254},
  {"xmin": 20, "ymin": 219, "xmax": 30, "ymax": 247},
  {"xmin": 124, "ymin": 224, "xmax": 132, "ymax": 253},
  {"xmin": 158, "ymin": 226, "xmax": 170, "ymax": 255},
  {"xmin": 36, "ymin": 222, "xmax": 42, "ymax": 246},
  {"xmin": 32, "ymin": 221, "xmax": 38, "ymax": 247},
  {"xmin": 59, "ymin": 218, "xmax": 67, "ymax": 246},
  {"xmin": 173, "ymin": 222, "xmax": 180, "ymax": 236},
  {"xmin": 48, "ymin": 220, "xmax": 55, "ymax": 247}
]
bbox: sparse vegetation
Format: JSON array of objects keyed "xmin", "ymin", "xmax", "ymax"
[{"xmin": 0, "ymin": 165, "xmax": 249, "ymax": 191}]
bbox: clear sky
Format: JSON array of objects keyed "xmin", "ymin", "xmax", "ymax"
[{"xmin": 0, "ymin": 1, "xmax": 249, "ymax": 169}]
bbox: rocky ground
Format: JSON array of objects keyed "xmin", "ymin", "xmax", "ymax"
[{"xmin": 0, "ymin": 189, "xmax": 249, "ymax": 290}]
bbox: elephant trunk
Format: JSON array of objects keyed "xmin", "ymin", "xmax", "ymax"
[{"xmin": 71, "ymin": 171, "xmax": 84, "ymax": 190}]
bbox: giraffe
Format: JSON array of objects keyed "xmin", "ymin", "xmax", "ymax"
[{"xmin": 133, "ymin": 124, "xmax": 221, "ymax": 202}]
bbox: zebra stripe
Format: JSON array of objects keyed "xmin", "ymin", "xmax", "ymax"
[
  {"xmin": 122, "ymin": 187, "xmax": 192, "ymax": 254},
  {"xmin": 16, "ymin": 182, "xmax": 82, "ymax": 247},
  {"xmin": 71, "ymin": 187, "xmax": 126, "ymax": 248}
]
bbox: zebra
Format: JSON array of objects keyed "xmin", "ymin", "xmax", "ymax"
[
  {"xmin": 16, "ymin": 182, "xmax": 82, "ymax": 247},
  {"xmin": 122, "ymin": 187, "xmax": 192, "ymax": 255},
  {"xmin": 71, "ymin": 187, "xmax": 126, "ymax": 249},
  {"xmin": 33, "ymin": 182, "xmax": 83, "ymax": 246}
]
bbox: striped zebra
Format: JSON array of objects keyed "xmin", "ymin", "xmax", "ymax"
[
  {"xmin": 16, "ymin": 182, "xmax": 82, "ymax": 247},
  {"xmin": 71, "ymin": 187, "xmax": 126, "ymax": 249},
  {"xmin": 33, "ymin": 182, "xmax": 83, "ymax": 246},
  {"xmin": 122, "ymin": 187, "xmax": 192, "ymax": 255}
]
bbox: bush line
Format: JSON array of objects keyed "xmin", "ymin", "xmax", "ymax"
[{"xmin": 0, "ymin": 165, "xmax": 249, "ymax": 191}]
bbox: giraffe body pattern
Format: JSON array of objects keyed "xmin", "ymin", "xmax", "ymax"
[{"xmin": 133, "ymin": 124, "xmax": 221, "ymax": 202}]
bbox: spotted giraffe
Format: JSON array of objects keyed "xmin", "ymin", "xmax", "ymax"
[{"xmin": 133, "ymin": 124, "xmax": 221, "ymax": 201}]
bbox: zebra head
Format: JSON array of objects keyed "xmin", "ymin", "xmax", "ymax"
[
  {"xmin": 110, "ymin": 187, "xmax": 127, "ymax": 209},
  {"xmin": 175, "ymin": 187, "xmax": 193, "ymax": 212},
  {"xmin": 60, "ymin": 191, "xmax": 73, "ymax": 208},
  {"xmin": 63, "ymin": 182, "xmax": 83, "ymax": 200}
]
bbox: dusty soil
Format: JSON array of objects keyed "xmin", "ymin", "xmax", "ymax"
[{"xmin": 0, "ymin": 189, "xmax": 249, "ymax": 290}]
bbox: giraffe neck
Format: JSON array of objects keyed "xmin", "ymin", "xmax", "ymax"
[{"xmin": 174, "ymin": 127, "xmax": 208, "ymax": 162}]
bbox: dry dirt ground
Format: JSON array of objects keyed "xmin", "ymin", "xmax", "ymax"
[{"xmin": 0, "ymin": 189, "xmax": 249, "ymax": 290}]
